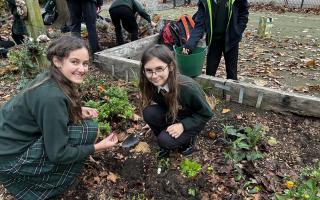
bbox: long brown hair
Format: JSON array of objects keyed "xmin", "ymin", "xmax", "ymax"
[
  {"xmin": 139, "ymin": 44, "xmax": 179, "ymax": 122},
  {"xmin": 31, "ymin": 36, "xmax": 89, "ymax": 123}
]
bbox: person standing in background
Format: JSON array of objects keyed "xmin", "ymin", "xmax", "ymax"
[
  {"xmin": 66, "ymin": 0, "xmax": 102, "ymax": 53},
  {"xmin": 109, "ymin": 0, "xmax": 156, "ymax": 46},
  {"xmin": 6, "ymin": 0, "xmax": 28, "ymax": 44},
  {"xmin": 183, "ymin": 0, "xmax": 249, "ymax": 80}
]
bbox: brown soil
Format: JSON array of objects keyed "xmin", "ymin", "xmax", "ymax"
[{"xmin": 1, "ymin": 68, "xmax": 319, "ymax": 200}]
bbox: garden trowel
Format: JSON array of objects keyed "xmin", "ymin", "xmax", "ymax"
[{"xmin": 121, "ymin": 133, "xmax": 140, "ymax": 148}]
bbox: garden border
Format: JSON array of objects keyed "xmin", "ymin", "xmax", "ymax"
[{"xmin": 94, "ymin": 33, "xmax": 320, "ymax": 118}]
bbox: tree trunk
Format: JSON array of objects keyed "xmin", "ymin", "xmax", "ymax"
[
  {"xmin": 25, "ymin": 0, "xmax": 48, "ymax": 69},
  {"xmin": 24, "ymin": 0, "xmax": 45, "ymax": 38},
  {"xmin": 54, "ymin": 0, "xmax": 70, "ymax": 29}
]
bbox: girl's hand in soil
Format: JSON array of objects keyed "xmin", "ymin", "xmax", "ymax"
[
  {"xmin": 166, "ymin": 123, "xmax": 184, "ymax": 138},
  {"xmin": 94, "ymin": 133, "xmax": 118, "ymax": 152},
  {"xmin": 150, "ymin": 21, "xmax": 157, "ymax": 27},
  {"xmin": 81, "ymin": 107, "xmax": 98, "ymax": 119}
]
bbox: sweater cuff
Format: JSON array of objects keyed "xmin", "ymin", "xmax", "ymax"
[{"xmin": 180, "ymin": 118, "xmax": 195, "ymax": 130}]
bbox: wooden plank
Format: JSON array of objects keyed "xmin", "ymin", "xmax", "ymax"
[
  {"xmin": 95, "ymin": 55, "xmax": 140, "ymax": 81},
  {"xmin": 95, "ymin": 34, "xmax": 158, "ymax": 58},
  {"xmin": 195, "ymin": 75, "xmax": 226, "ymax": 99},
  {"xmin": 225, "ymin": 79, "xmax": 320, "ymax": 117}
]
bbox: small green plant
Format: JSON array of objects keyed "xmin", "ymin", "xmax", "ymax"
[
  {"xmin": 98, "ymin": 122, "xmax": 111, "ymax": 135},
  {"xmin": 187, "ymin": 187, "xmax": 197, "ymax": 197},
  {"xmin": 276, "ymin": 162, "xmax": 320, "ymax": 200},
  {"xmin": 206, "ymin": 165, "xmax": 214, "ymax": 173},
  {"xmin": 132, "ymin": 193, "xmax": 146, "ymax": 200},
  {"xmin": 222, "ymin": 123, "xmax": 265, "ymax": 162},
  {"xmin": 8, "ymin": 40, "xmax": 46, "ymax": 80},
  {"xmin": 180, "ymin": 159, "xmax": 202, "ymax": 178},
  {"xmin": 85, "ymin": 86, "xmax": 135, "ymax": 135},
  {"xmin": 157, "ymin": 157, "xmax": 170, "ymax": 169}
]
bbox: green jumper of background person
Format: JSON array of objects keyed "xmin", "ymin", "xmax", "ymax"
[
  {"xmin": 109, "ymin": 0, "xmax": 156, "ymax": 46},
  {"xmin": 183, "ymin": 0, "xmax": 249, "ymax": 80},
  {"xmin": 139, "ymin": 44, "xmax": 213, "ymax": 158},
  {"xmin": 6, "ymin": 0, "xmax": 28, "ymax": 44},
  {"xmin": 0, "ymin": 36, "xmax": 118, "ymax": 200}
]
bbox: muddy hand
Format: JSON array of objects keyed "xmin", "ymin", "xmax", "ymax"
[
  {"xmin": 94, "ymin": 133, "xmax": 118, "ymax": 152},
  {"xmin": 150, "ymin": 21, "xmax": 157, "ymax": 28},
  {"xmin": 182, "ymin": 48, "xmax": 190, "ymax": 55}
]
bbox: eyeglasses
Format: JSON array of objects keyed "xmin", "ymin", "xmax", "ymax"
[{"xmin": 144, "ymin": 65, "xmax": 168, "ymax": 77}]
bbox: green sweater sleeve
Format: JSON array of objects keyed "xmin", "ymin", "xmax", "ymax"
[
  {"xmin": 179, "ymin": 83, "xmax": 213, "ymax": 130},
  {"xmin": 132, "ymin": 0, "xmax": 151, "ymax": 23},
  {"xmin": 27, "ymin": 84, "xmax": 94, "ymax": 164}
]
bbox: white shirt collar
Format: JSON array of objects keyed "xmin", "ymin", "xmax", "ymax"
[{"xmin": 157, "ymin": 83, "xmax": 169, "ymax": 93}]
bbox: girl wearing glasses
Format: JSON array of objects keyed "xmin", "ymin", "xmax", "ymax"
[
  {"xmin": 139, "ymin": 44, "xmax": 213, "ymax": 157},
  {"xmin": 0, "ymin": 36, "xmax": 118, "ymax": 199}
]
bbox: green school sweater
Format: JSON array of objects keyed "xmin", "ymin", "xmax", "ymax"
[
  {"xmin": 0, "ymin": 76, "xmax": 94, "ymax": 164},
  {"xmin": 153, "ymin": 75, "xmax": 213, "ymax": 130},
  {"xmin": 109, "ymin": 0, "xmax": 151, "ymax": 23}
]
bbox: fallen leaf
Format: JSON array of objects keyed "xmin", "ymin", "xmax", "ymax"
[
  {"xmin": 107, "ymin": 172, "xmax": 118, "ymax": 183},
  {"xmin": 132, "ymin": 113, "xmax": 142, "ymax": 121},
  {"xmin": 99, "ymin": 171, "xmax": 109, "ymax": 178},
  {"xmin": 116, "ymin": 132, "xmax": 127, "ymax": 142},
  {"xmin": 0, "ymin": 66, "xmax": 19, "ymax": 76},
  {"xmin": 93, "ymin": 176, "xmax": 101, "ymax": 184},
  {"xmin": 222, "ymin": 108, "xmax": 231, "ymax": 114},
  {"xmin": 268, "ymin": 137, "xmax": 278, "ymax": 146},
  {"xmin": 235, "ymin": 114, "xmax": 243, "ymax": 119},
  {"xmin": 126, "ymin": 127, "xmax": 135, "ymax": 134},
  {"xmin": 208, "ymin": 131, "xmax": 217, "ymax": 139},
  {"xmin": 305, "ymin": 59, "xmax": 316, "ymax": 67},
  {"xmin": 130, "ymin": 142, "xmax": 151, "ymax": 153},
  {"xmin": 97, "ymin": 85, "xmax": 106, "ymax": 92},
  {"xmin": 205, "ymin": 94, "xmax": 216, "ymax": 110}
]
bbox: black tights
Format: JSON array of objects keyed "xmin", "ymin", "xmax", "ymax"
[{"xmin": 143, "ymin": 104, "xmax": 201, "ymax": 151}]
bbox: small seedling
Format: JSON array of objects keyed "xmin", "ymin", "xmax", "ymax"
[
  {"xmin": 180, "ymin": 159, "xmax": 202, "ymax": 178},
  {"xmin": 187, "ymin": 187, "xmax": 197, "ymax": 197},
  {"xmin": 206, "ymin": 165, "xmax": 214, "ymax": 173},
  {"xmin": 132, "ymin": 193, "xmax": 146, "ymax": 200}
]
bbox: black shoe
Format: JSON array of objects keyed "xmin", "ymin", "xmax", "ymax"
[
  {"xmin": 179, "ymin": 136, "xmax": 196, "ymax": 156},
  {"xmin": 158, "ymin": 148, "xmax": 170, "ymax": 158},
  {"xmin": 180, "ymin": 145, "xmax": 194, "ymax": 156}
]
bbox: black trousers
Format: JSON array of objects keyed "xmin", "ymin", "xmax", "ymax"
[
  {"xmin": 143, "ymin": 104, "xmax": 202, "ymax": 151},
  {"xmin": 109, "ymin": 6, "xmax": 139, "ymax": 45},
  {"xmin": 66, "ymin": 0, "xmax": 100, "ymax": 53},
  {"xmin": 11, "ymin": 32, "xmax": 24, "ymax": 45},
  {"xmin": 206, "ymin": 39, "xmax": 239, "ymax": 80}
]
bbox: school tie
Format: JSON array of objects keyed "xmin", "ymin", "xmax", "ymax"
[{"xmin": 159, "ymin": 88, "xmax": 167, "ymax": 96}]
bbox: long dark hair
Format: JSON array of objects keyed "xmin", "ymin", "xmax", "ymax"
[
  {"xmin": 31, "ymin": 36, "xmax": 89, "ymax": 123},
  {"xmin": 139, "ymin": 44, "xmax": 179, "ymax": 122}
]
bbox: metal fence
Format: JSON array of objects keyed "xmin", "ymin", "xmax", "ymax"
[
  {"xmin": 249, "ymin": 0, "xmax": 320, "ymax": 8},
  {"xmin": 150, "ymin": 0, "xmax": 320, "ymax": 9}
]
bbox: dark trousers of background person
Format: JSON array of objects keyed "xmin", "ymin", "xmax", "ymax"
[
  {"xmin": 66, "ymin": 0, "xmax": 100, "ymax": 53},
  {"xmin": 11, "ymin": 32, "xmax": 24, "ymax": 45},
  {"xmin": 143, "ymin": 104, "xmax": 202, "ymax": 151},
  {"xmin": 109, "ymin": 6, "xmax": 139, "ymax": 45},
  {"xmin": 206, "ymin": 39, "xmax": 239, "ymax": 80}
]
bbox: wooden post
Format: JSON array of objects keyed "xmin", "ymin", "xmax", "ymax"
[{"xmin": 24, "ymin": 0, "xmax": 45, "ymax": 39}]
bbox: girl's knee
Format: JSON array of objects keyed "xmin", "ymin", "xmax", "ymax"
[{"xmin": 142, "ymin": 105, "xmax": 165, "ymax": 124}]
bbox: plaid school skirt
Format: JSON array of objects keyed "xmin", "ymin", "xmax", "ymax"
[{"xmin": 0, "ymin": 120, "xmax": 98, "ymax": 200}]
